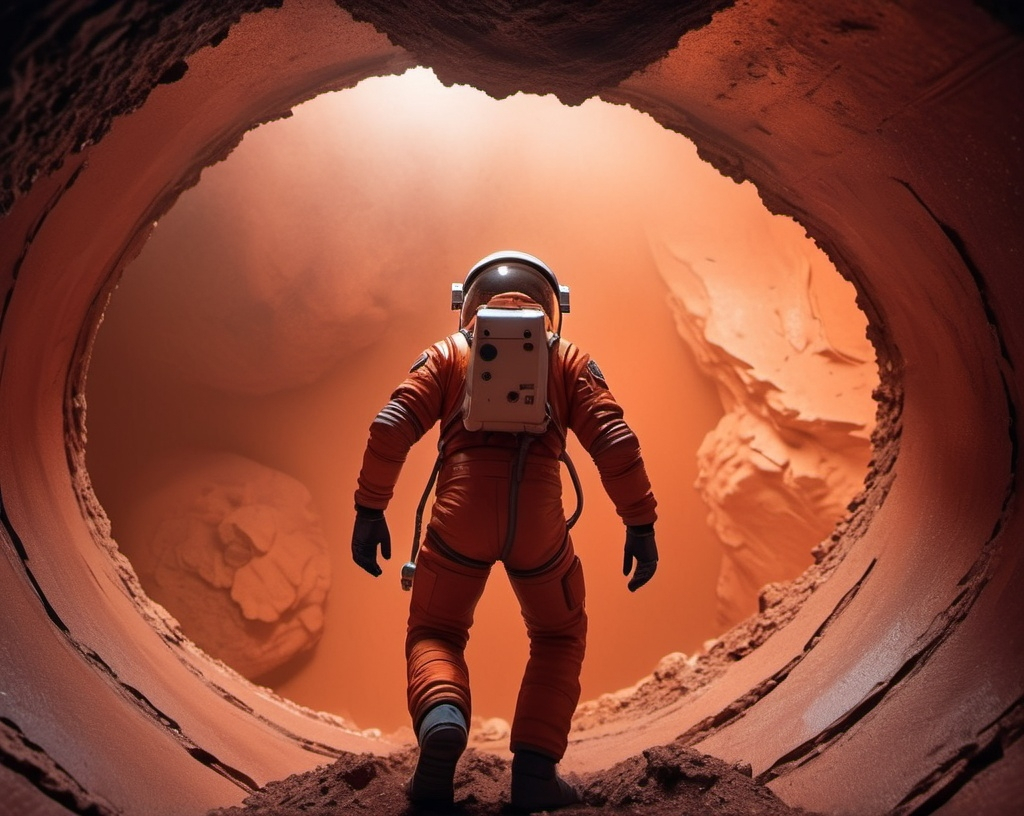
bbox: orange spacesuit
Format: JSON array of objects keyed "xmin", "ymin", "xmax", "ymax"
[{"xmin": 352, "ymin": 252, "xmax": 658, "ymax": 810}]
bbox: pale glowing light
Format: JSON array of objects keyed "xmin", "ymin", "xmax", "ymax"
[{"xmin": 87, "ymin": 66, "xmax": 874, "ymax": 733}]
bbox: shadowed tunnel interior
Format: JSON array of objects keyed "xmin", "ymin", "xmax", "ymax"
[{"xmin": 1, "ymin": 1, "xmax": 1022, "ymax": 815}]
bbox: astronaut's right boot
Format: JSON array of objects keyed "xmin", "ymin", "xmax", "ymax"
[
  {"xmin": 510, "ymin": 749, "xmax": 581, "ymax": 812},
  {"xmin": 407, "ymin": 703, "xmax": 468, "ymax": 805}
]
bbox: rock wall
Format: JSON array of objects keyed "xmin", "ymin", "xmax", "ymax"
[{"xmin": 1, "ymin": 1, "xmax": 1020, "ymax": 815}]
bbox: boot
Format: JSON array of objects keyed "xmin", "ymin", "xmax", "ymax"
[
  {"xmin": 510, "ymin": 749, "xmax": 581, "ymax": 812},
  {"xmin": 407, "ymin": 703, "xmax": 468, "ymax": 805}
]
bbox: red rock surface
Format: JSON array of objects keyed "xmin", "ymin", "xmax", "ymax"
[{"xmin": 1, "ymin": 1, "xmax": 1021, "ymax": 815}]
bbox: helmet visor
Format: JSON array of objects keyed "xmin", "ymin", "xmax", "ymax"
[{"xmin": 460, "ymin": 262, "xmax": 560, "ymax": 328}]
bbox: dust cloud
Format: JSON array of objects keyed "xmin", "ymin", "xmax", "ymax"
[{"xmin": 85, "ymin": 68, "xmax": 868, "ymax": 734}]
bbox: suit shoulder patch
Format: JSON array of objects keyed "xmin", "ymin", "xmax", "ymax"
[
  {"xmin": 587, "ymin": 359, "xmax": 607, "ymax": 386},
  {"xmin": 409, "ymin": 352, "xmax": 429, "ymax": 373}
]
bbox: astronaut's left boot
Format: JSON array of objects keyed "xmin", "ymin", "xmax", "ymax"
[
  {"xmin": 407, "ymin": 703, "xmax": 468, "ymax": 805},
  {"xmin": 510, "ymin": 748, "xmax": 581, "ymax": 812}
]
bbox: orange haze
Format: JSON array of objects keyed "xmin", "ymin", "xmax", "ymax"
[{"xmin": 85, "ymin": 69, "xmax": 861, "ymax": 733}]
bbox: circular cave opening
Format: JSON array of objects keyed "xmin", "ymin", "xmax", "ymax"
[{"xmin": 83, "ymin": 67, "xmax": 878, "ymax": 736}]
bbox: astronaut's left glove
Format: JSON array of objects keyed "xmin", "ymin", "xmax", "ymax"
[
  {"xmin": 352, "ymin": 504, "xmax": 391, "ymax": 577},
  {"xmin": 623, "ymin": 523, "xmax": 658, "ymax": 592}
]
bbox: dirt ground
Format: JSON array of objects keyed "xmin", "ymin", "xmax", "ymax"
[{"xmin": 208, "ymin": 738, "xmax": 813, "ymax": 816}]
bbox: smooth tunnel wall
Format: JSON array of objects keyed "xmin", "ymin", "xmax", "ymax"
[{"xmin": 1, "ymin": 2, "xmax": 1021, "ymax": 816}]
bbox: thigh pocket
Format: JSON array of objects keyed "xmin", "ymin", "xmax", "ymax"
[
  {"xmin": 411, "ymin": 550, "xmax": 490, "ymax": 625},
  {"xmin": 561, "ymin": 556, "xmax": 585, "ymax": 611},
  {"xmin": 409, "ymin": 557, "xmax": 439, "ymax": 616}
]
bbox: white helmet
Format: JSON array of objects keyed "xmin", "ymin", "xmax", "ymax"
[{"xmin": 452, "ymin": 250, "xmax": 570, "ymax": 332}]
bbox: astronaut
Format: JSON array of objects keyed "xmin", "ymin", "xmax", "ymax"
[{"xmin": 351, "ymin": 251, "xmax": 658, "ymax": 811}]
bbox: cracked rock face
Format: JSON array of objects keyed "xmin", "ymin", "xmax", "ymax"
[
  {"xmin": 117, "ymin": 452, "xmax": 331, "ymax": 679},
  {"xmin": 650, "ymin": 225, "xmax": 876, "ymax": 626},
  {"xmin": 339, "ymin": 0, "xmax": 734, "ymax": 105}
]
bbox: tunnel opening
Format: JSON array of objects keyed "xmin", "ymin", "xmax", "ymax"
[
  {"xmin": 2, "ymin": 1, "xmax": 1020, "ymax": 814},
  {"xmin": 83, "ymin": 66, "xmax": 877, "ymax": 736}
]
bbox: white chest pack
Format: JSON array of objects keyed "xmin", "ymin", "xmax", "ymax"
[{"xmin": 461, "ymin": 307, "xmax": 551, "ymax": 434}]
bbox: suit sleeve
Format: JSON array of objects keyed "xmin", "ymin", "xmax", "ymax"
[
  {"xmin": 563, "ymin": 344, "xmax": 658, "ymax": 526},
  {"xmin": 353, "ymin": 341, "xmax": 451, "ymax": 510}
]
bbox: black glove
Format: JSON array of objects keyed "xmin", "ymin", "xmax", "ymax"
[
  {"xmin": 623, "ymin": 524, "xmax": 658, "ymax": 592},
  {"xmin": 352, "ymin": 504, "xmax": 391, "ymax": 577}
]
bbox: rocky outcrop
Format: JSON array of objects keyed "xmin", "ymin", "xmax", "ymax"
[
  {"xmin": 118, "ymin": 452, "xmax": 331, "ymax": 679},
  {"xmin": 651, "ymin": 223, "xmax": 876, "ymax": 626}
]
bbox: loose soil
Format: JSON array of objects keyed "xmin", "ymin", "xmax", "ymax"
[{"xmin": 209, "ymin": 738, "xmax": 813, "ymax": 815}]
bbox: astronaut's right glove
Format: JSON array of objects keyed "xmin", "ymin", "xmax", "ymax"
[
  {"xmin": 623, "ymin": 523, "xmax": 658, "ymax": 592},
  {"xmin": 352, "ymin": 504, "xmax": 391, "ymax": 577}
]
